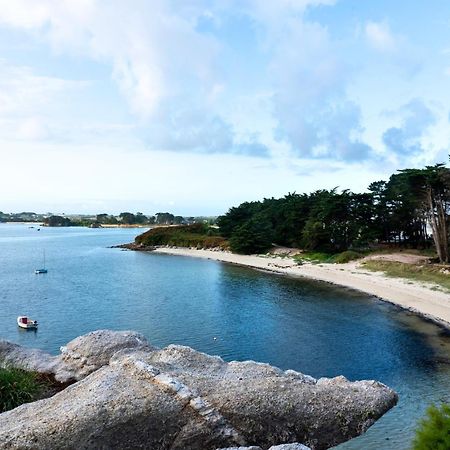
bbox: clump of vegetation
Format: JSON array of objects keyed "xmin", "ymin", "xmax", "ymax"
[
  {"xmin": 135, "ymin": 223, "xmax": 228, "ymax": 249},
  {"xmin": 362, "ymin": 260, "xmax": 450, "ymax": 292},
  {"xmin": 229, "ymin": 217, "xmax": 273, "ymax": 254},
  {"xmin": 294, "ymin": 252, "xmax": 333, "ymax": 264},
  {"xmin": 294, "ymin": 250, "xmax": 364, "ymax": 265},
  {"xmin": 413, "ymin": 403, "xmax": 450, "ymax": 450},
  {"xmin": 0, "ymin": 367, "xmax": 44, "ymax": 412},
  {"xmin": 329, "ymin": 250, "xmax": 364, "ymax": 264}
]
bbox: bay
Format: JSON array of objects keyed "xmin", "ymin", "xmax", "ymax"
[{"xmin": 0, "ymin": 223, "xmax": 449, "ymax": 449}]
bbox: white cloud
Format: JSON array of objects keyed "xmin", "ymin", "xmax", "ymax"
[
  {"xmin": 382, "ymin": 99, "xmax": 439, "ymax": 164},
  {"xmin": 0, "ymin": 0, "xmax": 349, "ymax": 159},
  {"xmin": 365, "ymin": 21, "xmax": 397, "ymax": 52}
]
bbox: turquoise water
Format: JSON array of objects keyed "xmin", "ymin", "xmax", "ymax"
[{"xmin": 1, "ymin": 223, "xmax": 449, "ymax": 449}]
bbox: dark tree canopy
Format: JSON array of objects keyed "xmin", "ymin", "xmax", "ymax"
[{"xmin": 217, "ymin": 162, "xmax": 450, "ymax": 261}]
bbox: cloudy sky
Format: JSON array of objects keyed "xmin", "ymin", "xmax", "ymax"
[{"xmin": 1, "ymin": 0, "xmax": 449, "ymax": 215}]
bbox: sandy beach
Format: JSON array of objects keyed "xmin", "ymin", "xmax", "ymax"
[{"xmin": 153, "ymin": 247, "xmax": 450, "ymax": 329}]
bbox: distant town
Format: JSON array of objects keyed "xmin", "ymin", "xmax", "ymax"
[{"xmin": 0, "ymin": 211, "xmax": 217, "ymax": 227}]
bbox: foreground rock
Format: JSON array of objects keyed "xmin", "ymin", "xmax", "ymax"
[
  {"xmin": 0, "ymin": 331, "xmax": 398, "ymax": 450},
  {"xmin": 0, "ymin": 330, "xmax": 151, "ymax": 382}
]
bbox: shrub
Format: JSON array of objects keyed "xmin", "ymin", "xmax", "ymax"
[
  {"xmin": 135, "ymin": 224, "xmax": 228, "ymax": 249},
  {"xmin": 330, "ymin": 251, "xmax": 363, "ymax": 264},
  {"xmin": 0, "ymin": 367, "xmax": 43, "ymax": 412},
  {"xmin": 413, "ymin": 403, "xmax": 450, "ymax": 450}
]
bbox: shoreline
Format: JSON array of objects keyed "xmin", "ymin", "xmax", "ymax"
[{"xmin": 151, "ymin": 247, "xmax": 450, "ymax": 331}]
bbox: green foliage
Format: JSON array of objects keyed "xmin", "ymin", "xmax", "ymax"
[
  {"xmin": 413, "ymin": 403, "xmax": 450, "ymax": 450},
  {"xmin": 217, "ymin": 162, "xmax": 450, "ymax": 257},
  {"xmin": 294, "ymin": 250, "xmax": 364, "ymax": 265},
  {"xmin": 136, "ymin": 223, "xmax": 228, "ymax": 249},
  {"xmin": 294, "ymin": 252, "xmax": 333, "ymax": 264},
  {"xmin": 155, "ymin": 212, "xmax": 175, "ymax": 225},
  {"xmin": 329, "ymin": 251, "xmax": 364, "ymax": 264},
  {"xmin": 43, "ymin": 215, "xmax": 75, "ymax": 227},
  {"xmin": 229, "ymin": 216, "xmax": 274, "ymax": 254},
  {"xmin": 0, "ymin": 367, "xmax": 43, "ymax": 412}
]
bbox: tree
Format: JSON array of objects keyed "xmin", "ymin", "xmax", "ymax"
[
  {"xmin": 396, "ymin": 165, "xmax": 450, "ymax": 263},
  {"xmin": 217, "ymin": 202, "xmax": 262, "ymax": 238},
  {"xmin": 134, "ymin": 212, "xmax": 147, "ymax": 224},
  {"xmin": 155, "ymin": 212, "xmax": 175, "ymax": 225},
  {"xmin": 173, "ymin": 216, "xmax": 185, "ymax": 225},
  {"xmin": 119, "ymin": 212, "xmax": 136, "ymax": 225},
  {"xmin": 413, "ymin": 403, "xmax": 450, "ymax": 450},
  {"xmin": 229, "ymin": 215, "xmax": 274, "ymax": 254},
  {"xmin": 44, "ymin": 215, "xmax": 73, "ymax": 227}
]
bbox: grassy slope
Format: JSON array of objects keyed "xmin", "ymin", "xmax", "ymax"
[{"xmin": 361, "ymin": 260, "xmax": 450, "ymax": 293}]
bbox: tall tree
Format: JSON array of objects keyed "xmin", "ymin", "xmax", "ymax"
[{"xmin": 397, "ymin": 165, "xmax": 450, "ymax": 263}]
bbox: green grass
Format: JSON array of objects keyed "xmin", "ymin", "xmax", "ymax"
[
  {"xmin": 294, "ymin": 250, "xmax": 364, "ymax": 264},
  {"xmin": 361, "ymin": 260, "xmax": 450, "ymax": 292},
  {"xmin": 0, "ymin": 367, "xmax": 45, "ymax": 412}
]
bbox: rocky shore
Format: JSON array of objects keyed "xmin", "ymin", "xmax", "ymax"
[{"xmin": 0, "ymin": 330, "xmax": 397, "ymax": 450}]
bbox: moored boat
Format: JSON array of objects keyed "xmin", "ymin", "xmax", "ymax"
[
  {"xmin": 35, "ymin": 250, "xmax": 47, "ymax": 274},
  {"xmin": 17, "ymin": 316, "xmax": 38, "ymax": 329}
]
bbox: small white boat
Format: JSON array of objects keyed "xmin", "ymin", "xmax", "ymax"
[
  {"xmin": 35, "ymin": 250, "xmax": 47, "ymax": 274},
  {"xmin": 17, "ymin": 316, "xmax": 38, "ymax": 329}
]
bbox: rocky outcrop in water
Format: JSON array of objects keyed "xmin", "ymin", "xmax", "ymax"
[{"xmin": 0, "ymin": 330, "xmax": 398, "ymax": 450}]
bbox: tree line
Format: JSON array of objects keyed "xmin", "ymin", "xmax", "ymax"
[{"xmin": 217, "ymin": 164, "xmax": 450, "ymax": 263}]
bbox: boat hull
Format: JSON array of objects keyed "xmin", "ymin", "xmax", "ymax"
[{"xmin": 17, "ymin": 317, "xmax": 38, "ymax": 329}]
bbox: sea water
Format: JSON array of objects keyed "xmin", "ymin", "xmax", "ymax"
[{"xmin": 0, "ymin": 223, "xmax": 449, "ymax": 449}]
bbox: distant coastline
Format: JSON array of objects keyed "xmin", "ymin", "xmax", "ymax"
[{"xmin": 148, "ymin": 247, "xmax": 450, "ymax": 331}]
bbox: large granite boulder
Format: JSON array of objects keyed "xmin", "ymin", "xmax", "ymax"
[
  {"xmin": 0, "ymin": 332, "xmax": 398, "ymax": 450},
  {"xmin": 0, "ymin": 330, "xmax": 152, "ymax": 382},
  {"xmin": 57, "ymin": 329, "xmax": 153, "ymax": 382}
]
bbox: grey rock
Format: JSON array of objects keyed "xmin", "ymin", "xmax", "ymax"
[
  {"xmin": 270, "ymin": 445, "xmax": 311, "ymax": 450},
  {"xmin": 0, "ymin": 340, "xmax": 59, "ymax": 373},
  {"xmin": 57, "ymin": 329, "xmax": 153, "ymax": 382},
  {"xmin": 217, "ymin": 446, "xmax": 311, "ymax": 450},
  {"xmin": 217, "ymin": 447, "xmax": 262, "ymax": 450},
  {"xmin": 0, "ymin": 330, "xmax": 153, "ymax": 383},
  {"xmin": 0, "ymin": 332, "xmax": 398, "ymax": 450}
]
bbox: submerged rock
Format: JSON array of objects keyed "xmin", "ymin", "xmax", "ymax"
[{"xmin": 0, "ymin": 331, "xmax": 398, "ymax": 450}]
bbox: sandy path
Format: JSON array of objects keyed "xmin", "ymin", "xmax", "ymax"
[{"xmin": 153, "ymin": 247, "xmax": 450, "ymax": 329}]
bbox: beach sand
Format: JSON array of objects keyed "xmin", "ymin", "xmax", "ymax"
[{"xmin": 153, "ymin": 247, "xmax": 450, "ymax": 329}]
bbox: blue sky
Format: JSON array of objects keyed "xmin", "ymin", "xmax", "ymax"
[{"xmin": 0, "ymin": 0, "xmax": 449, "ymax": 215}]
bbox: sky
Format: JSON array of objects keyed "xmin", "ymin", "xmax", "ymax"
[{"xmin": 0, "ymin": 0, "xmax": 449, "ymax": 216}]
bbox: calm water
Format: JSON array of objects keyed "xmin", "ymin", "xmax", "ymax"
[{"xmin": 1, "ymin": 223, "xmax": 449, "ymax": 449}]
